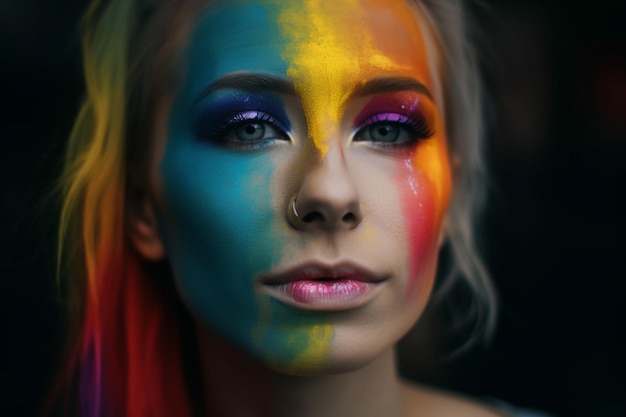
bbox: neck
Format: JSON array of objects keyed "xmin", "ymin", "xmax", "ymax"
[{"xmin": 196, "ymin": 326, "xmax": 405, "ymax": 417}]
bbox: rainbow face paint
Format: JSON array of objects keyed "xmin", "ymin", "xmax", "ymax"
[
  {"xmin": 158, "ymin": 0, "xmax": 451, "ymax": 374},
  {"xmin": 277, "ymin": 0, "xmax": 434, "ymax": 158}
]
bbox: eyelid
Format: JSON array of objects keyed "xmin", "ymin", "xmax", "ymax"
[
  {"xmin": 355, "ymin": 112, "xmax": 434, "ymax": 137},
  {"xmin": 193, "ymin": 90, "xmax": 291, "ymax": 134},
  {"xmin": 195, "ymin": 110, "xmax": 289, "ymax": 142},
  {"xmin": 356, "ymin": 112, "xmax": 412, "ymax": 130},
  {"xmin": 352, "ymin": 91, "xmax": 437, "ymax": 143},
  {"xmin": 228, "ymin": 111, "xmax": 289, "ymax": 134},
  {"xmin": 355, "ymin": 93, "xmax": 432, "ymax": 121}
]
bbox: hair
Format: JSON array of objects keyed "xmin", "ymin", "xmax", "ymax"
[
  {"xmin": 46, "ymin": 0, "xmax": 496, "ymax": 415},
  {"xmin": 414, "ymin": 0, "xmax": 498, "ymax": 349}
]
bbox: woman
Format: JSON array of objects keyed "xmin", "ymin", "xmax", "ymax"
[{"xmin": 48, "ymin": 0, "xmax": 532, "ymax": 416}]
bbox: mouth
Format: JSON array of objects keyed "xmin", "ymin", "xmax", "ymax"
[{"xmin": 260, "ymin": 262, "xmax": 387, "ymax": 311}]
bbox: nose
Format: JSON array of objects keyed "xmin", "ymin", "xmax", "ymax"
[{"xmin": 287, "ymin": 145, "xmax": 363, "ymax": 231}]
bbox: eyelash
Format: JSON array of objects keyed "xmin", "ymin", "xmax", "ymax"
[
  {"xmin": 197, "ymin": 110, "xmax": 433, "ymax": 151},
  {"xmin": 197, "ymin": 111, "xmax": 289, "ymax": 150},
  {"xmin": 354, "ymin": 112, "xmax": 435, "ymax": 148}
]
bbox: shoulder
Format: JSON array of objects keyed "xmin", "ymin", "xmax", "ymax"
[{"xmin": 399, "ymin": 380, "xmax": 508, "ymax": 417}]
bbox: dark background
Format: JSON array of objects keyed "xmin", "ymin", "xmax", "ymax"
[{"xmin": 1, "ymin": 1, "xmax": 625, "ymax": 416}]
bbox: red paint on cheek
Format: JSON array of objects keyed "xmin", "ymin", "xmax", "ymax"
[{"xmin": 398, "ymin": 157, "xmax": 438, "ymax": 298}]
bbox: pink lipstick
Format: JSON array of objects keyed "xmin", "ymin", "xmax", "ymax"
[{"xmin": 261, "ymin": 263, "xmax": 386, "ymax": 311}]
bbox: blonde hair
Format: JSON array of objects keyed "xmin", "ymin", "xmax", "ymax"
[{"xmin": 416, "ymin": 0, "xmax": 498, "ymax": 345}]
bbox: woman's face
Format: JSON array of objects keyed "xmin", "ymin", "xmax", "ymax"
[{"xmin": 153, "ymin": 0, "xmax": 451, "ymax": 374}]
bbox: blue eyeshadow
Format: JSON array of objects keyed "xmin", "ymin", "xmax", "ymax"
[{"xmin": 193, "ymin": 91, "xmax": 290, "ymax": 139}]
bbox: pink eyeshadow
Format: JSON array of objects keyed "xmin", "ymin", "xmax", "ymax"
[{"xmin": 353, "ymin": 92, "xmax": 426, "ymax": 127}]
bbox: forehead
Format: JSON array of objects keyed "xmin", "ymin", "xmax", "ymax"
[{"xmin": 183, "ymin": 0, "xmax": 433, "ymax": 90}]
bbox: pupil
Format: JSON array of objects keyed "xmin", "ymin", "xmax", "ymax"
[
  {"xmin": 236, "ymin": 122, "xmax": 265, "ymax": 141},
  {"xmin": 370, "ymin": 124, "xmax": 399, "ymax": 142}
]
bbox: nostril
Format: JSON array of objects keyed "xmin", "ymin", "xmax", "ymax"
[
  {"xmin": 288, "ymin": 195, "xmax": 363, "ymax": 230},
  {"xmin": 342, "ymin": 212, "xmax": 356, "ymax": 223},
  {"xmin": 302, "ymin": 212, "xmax": 324, "ymax": 223}
]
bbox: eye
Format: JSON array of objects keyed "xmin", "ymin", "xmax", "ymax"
[
  {"xmin": 366, "ymin": 123, "xmax": 402, "ymax": 143},
  {"xmin": 235, "ymin": 121, "xmax": 275, "ymax": 141},
  {"xmin": 354, "ymin": 112, "xmax": 434, "ymax": 147},
  {"xmin": 196, "ymin": 110, "xmax": 289, "ymax": 150}
]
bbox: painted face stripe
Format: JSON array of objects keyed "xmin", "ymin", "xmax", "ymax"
[
  {"xmin": 274, "ymin": 0, "xmax": 399, "ymax": 158},
  {"xmin": 261, "ymin": 0, "xmax": 451, "ymax": 357}
]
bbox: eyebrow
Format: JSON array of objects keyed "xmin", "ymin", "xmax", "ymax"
[
  {"xmin": 352, "ymin": 77, "xmax": 433, "ymax": 99},
  {"xmin": 198, "ymin": 73, "xmax": 432, "ymax": 100},
  {"xmin": 199, "ymin": 73, "xmax": 296, "ymax": 97}
]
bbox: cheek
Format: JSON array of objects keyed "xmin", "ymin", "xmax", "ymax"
[
  {"xmin": 158, "ymin": 145, "xmax": 331, "ymax": 371},
  {"xmin": 158, "ymin": 145, "xmax": 284, "ymax": 344},
  {"xmin": 397, "ymin": 152, "xmax": 447, "ymax": 298},
  {"xmin": 161, "ymin": 149, "xmax": 282, "ymax": 275}
]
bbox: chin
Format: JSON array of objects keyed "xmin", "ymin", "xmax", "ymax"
[
  {"xmin": 265, "ymin": 350, "xmax": 380, "ymax": 376},
  {"xmin": 268, "ymin": 308, "xmax": 425, "ymax": 377}
]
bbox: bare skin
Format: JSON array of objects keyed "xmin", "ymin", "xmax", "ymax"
[
  {"xmin": 400, "ymin": 383, "xmax": 507, "ymax": 417},
  {"xmin": 197, "ymin": 327, "xmax": 505, "ymax": 417}
]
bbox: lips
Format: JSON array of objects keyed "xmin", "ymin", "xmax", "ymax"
[{"xmin": 260, "ymin": 262, "xmax": 386, "ymax": 311}]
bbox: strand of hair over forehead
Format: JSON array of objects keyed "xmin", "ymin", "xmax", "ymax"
[
  {"xmin": 52, "ymin": 0, "xmax": 193, "ymax": 416},
  {"xmin": 414, "ymin": 0, "xmax": 498, "ymax": 352}
]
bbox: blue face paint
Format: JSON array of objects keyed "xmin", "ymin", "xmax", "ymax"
[{"xmin": 159, "ymin": 2, "xmax": 330, "ymax": 371}]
